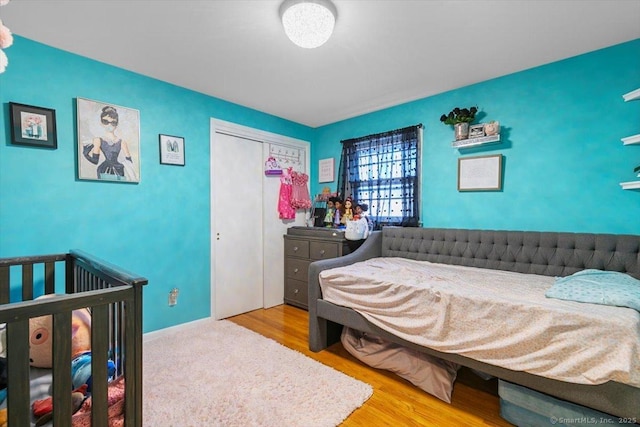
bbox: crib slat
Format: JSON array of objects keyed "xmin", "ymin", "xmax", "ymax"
[
  {"xmin": 22, "ymin": 264, "xmax": 34, "ymax": 301},
  {"xmin": 6, "ymin": 320, "xmax": 31, "ymax": 426},
  {"xmin": 91, "ymin": 304, "xmax": 109, "ymax": 427},
  {"xmin": 52, "ymin": 311, "xmax": 73, "ymax": 425},
  {"xmin": 0, "ymin": 266, "xmax": 9, "ymax": 304},
  {"xmin": 44, "ymin": 261, "xmax": 55, "ymax": 295},
  {"xmin": 125, "ymin": 297, "xmax": 136, "ymax": 426}
]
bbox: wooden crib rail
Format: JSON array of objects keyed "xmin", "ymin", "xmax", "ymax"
[{"xmin": 0, "ymin": 251, "xmax": 147, "ymax": 427}]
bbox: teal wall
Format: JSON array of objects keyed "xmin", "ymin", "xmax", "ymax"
[
  {"xmin": 0, "ymin": 36, "xmax": 314, "ymax": 333},
  {"xmin": 1, "ymin": 36, "xmax": 639, "ymax": 333},
  {"xmin": 312, "ymin": 39, "xmax": 640, "ymax": 234}
]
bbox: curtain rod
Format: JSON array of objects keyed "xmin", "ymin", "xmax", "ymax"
[{"xmin": 340, "ymin": 123, "xmax": 423, "ymax": 144}]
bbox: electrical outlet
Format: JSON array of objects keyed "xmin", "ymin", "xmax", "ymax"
[{"xmin": 168, "ymin": 288, "xmax": 179, "ymax": 307}]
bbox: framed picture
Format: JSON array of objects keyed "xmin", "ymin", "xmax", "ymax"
[
  {"xmin": 458, "ymin": 154, "xmax": 503, "ymax": 191},
  {"xmin": 468, "ymin": 124, "xmax": 485, "ymax": 139},
  {"xmin": 9, "ymin": 102, "xmax": 58, "ymax": 149},
  {"xmin": 159, "ymin": 134, "xmax": 185, "ymax": 166},
  {"xmin": 76, "ymin": 98, "xmax": 141, "ymax": 183},
  {"xmin": 318, "ymin": 158, "xmax": 334, "ymax": 183}
]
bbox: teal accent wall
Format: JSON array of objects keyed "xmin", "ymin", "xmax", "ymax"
[
  {"xmin": 0, "ymin": 36, "xmax": 313, "ymax": 333},
  {"xmin": 1, "ymin": 36, "xmax": 638, "ymax": 334},
  {"xmin": 312, "ymin": 39, "xmax": 640, "ymax": 234}
]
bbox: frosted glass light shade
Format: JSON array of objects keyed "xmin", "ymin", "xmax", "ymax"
[{"xmin": 280, "ymin": 0, "xmax": 337, "ymax": 49}]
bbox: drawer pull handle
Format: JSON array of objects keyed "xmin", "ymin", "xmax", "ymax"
[
  {"xmin": 294, "ymin": 289, "xmax": 299, "ymax": 294},
  {"xmin": 319, "ymin": 250, "xmax": 325, "ymax": 255},
  {"xmin": 293, "ymin": 246, "xmax": 299, "ymax": 252},
  {"xmin": 293, "ymin": 268, "xmax": 299, "ymax": 273}
]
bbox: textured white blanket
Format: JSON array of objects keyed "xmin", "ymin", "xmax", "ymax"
[{"xmin": 319, "ymin": 257, "xmax": 640, "ymax": 387}]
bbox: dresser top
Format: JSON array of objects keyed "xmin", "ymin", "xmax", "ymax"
[{"xmin": 286, "ymin": 226, "xmax": 346, "ymax": 239}]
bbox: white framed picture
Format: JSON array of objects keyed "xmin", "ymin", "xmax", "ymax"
[
  {"xmin": 318, "ymin": 158, "xmax": 334, "ymax": 183},
  {"xmin": 458, "ymin": 154, "xmax": 502, "ymax": 191},
  {"xmin": 159, "ymin": 134, "xmax": 185, "ymax": 166}
]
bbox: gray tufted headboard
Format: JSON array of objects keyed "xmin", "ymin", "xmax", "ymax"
[{"xmin": 381, "ymin": 227, "xmax": 640, "ymax": 279}]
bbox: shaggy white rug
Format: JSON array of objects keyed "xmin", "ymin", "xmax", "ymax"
[{"xmin": 143, "ymin": 319, "xmax": 372, "ymax": 427}]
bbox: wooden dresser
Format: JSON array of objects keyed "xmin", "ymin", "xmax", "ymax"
[{"xmin": 284, "ymin": 227, "xmax": 361, "ymax": 310}]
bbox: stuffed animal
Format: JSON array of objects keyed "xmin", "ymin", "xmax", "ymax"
[{"xmin": 28, "ymin": 295, "xmax": 92, "ymax": 368}]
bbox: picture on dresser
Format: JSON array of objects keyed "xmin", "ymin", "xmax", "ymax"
[{"xmin": 77, "ymin": 97, "xmax": 141, "ymax": 183}]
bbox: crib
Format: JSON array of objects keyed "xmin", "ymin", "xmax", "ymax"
[{"xmin": 0, "ymin": 250, "xmax": 147, "ymax": 426}]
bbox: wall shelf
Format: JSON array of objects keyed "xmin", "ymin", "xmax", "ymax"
[
  {"xmin": 620, "ymin": 181, "xmax": 640, "ymax": 190},
  {"xmin": 622, "ymin": 134, "xmax": 640, "ymax": 145},
  {"xmin": 620, "ymin": 88, "xmax": 639, "ymax": 190},
  {"xmin": 623, "ymin": 88, "xmax": 640, "ymax": 102},
  {"xmin": 452, "ymin": 134, "xmax": 500, "ymax": 149}
]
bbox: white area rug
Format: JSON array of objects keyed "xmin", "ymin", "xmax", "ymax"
[{"xmin": 143, "ymin": 319, "xmax": 372, "ymax": 427}]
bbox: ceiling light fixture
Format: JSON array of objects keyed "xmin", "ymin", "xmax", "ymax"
[{"xmin": 279, "ymin": 0, "xmax": 337, "ymax": 49}]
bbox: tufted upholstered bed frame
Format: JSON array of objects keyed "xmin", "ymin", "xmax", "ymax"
[{"xmin": 308, "ymin": 227, "xmax": 640, "ymax": 419}]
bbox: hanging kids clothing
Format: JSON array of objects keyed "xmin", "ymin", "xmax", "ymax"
[
  {"xmin": 290, "ymin": 170, "xmax": 312, "ymax": 209},
  {"xmin": 278, "ymin": 168, "xmax": 296, "ymax": 219}
]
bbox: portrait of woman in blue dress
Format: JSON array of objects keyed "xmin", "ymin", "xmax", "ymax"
[{"xmin": 78, "ymin": 99, "xmax": 140, "ymax": 182}]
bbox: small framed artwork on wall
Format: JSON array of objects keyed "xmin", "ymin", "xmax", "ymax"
[
  {"xmin": 318, "ymin": 158, "xmax": 334, "ymax": 183},
  {"xmin": 159, "ymin": 134, "xmax": 185, "ymax": 166},
  {"xmin": 458, "ymin": 154, "xmax": 503, "ymax": 191},
  {"xmin": 9, "ymin": 102, "xmax": 58, "ymax": 149}
]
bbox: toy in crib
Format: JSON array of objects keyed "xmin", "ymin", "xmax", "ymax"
[{"xmin": 24, "ymin": 296, "xmax": 116, "ymax": 424}]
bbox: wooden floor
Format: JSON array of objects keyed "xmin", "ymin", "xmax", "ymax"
[{"xmin": 228, "ymin": 304, "xmax": 514, "ymax": 427}]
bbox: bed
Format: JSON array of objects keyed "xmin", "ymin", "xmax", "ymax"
[
  {"xmin": 308, "ymin": 227, "xmax": 640, "ymax": 419},
  {"xmin": 0, "ymin": 250, "xmax": 147, "ymax": 426}
]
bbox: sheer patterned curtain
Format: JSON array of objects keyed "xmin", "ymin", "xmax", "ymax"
[{"xmin": 337, "ymin": 124, "xmax": 422, "ymax": 230}]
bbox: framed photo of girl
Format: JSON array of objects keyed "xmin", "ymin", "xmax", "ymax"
[
  {"xmin": 76, "ymin": 97, "xmax": 141, "ymax": 183},
  {"xmin": 9, "ymin": 102, "xmax": 58, "ymax": 149}
]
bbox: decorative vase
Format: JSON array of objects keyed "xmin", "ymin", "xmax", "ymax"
[{"xmin": 454, "ymin": 123, "xmax": 469, "ymax": 141}]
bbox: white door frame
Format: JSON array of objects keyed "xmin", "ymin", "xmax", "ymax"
[{"xmin": 210, "ymin": 118, "xmax": 310, "ymax": 319}]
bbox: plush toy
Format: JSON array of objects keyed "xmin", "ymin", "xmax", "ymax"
[{"xmin": 28, "ymin": 295, "xmax": 92, "ymax": 368}]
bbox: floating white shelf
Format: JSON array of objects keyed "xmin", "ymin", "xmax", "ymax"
[
  {"xmin": 623, "ymin": 88, "xmax": 640, "ymax": 102},
  {"xmin": 622, "ymin": 134, "xmax": 640, "ymax": 145},
  {"xmin": 620, "ymin": 181, "xmax": 640, "ymax": 190},
  {"xmin": 452, "ymin": 134, "xmax": 500, "ymax": 149}
]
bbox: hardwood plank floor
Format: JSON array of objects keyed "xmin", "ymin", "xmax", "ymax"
[{"xmin": 228, "ymin": 304, "xmax": 514, "ymax": 427}]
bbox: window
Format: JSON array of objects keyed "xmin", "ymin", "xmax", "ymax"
[{"xmin": 337, "ymin": 124, "xmax": 421, "ymax": 229}]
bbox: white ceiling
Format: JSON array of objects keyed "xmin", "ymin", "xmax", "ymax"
[{"xmin": 2, "ymin": 0, "xmax": 639, "ymax": 128}]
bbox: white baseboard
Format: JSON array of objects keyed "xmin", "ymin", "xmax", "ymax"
[{"xmin": 143, "ymin": 316, "xmax": 213, "ymax": 343}]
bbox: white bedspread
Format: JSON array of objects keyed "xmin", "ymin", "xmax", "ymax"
[{"xmin": 319, "ymin": 257, "xmax": 640, "ymax": 387}]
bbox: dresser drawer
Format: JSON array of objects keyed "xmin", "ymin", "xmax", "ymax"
[
  {"xmin": 284, "ymin": 278, "xmax": 308, "ymax": 308},
  {"xmin": 286, "ymin": 258, "xmax": 311, "ymax": 281},
  {"xmin": 285, "ymin": 238, "xmax": 310, "ymax": 258},
  {"xmin": 310, "ymin": 241, "xmax": 339, "ymax": 260}
]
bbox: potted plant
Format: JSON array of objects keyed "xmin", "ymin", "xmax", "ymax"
[{"xmin": 440, "ymin": 106, "xmax": 478, "ymax": 140}]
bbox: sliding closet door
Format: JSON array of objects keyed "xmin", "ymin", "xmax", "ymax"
[{"xmin": 212, "ymin": 132, "xmax": 264, "ymax": 319}]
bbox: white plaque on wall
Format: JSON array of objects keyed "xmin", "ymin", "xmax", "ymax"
[
  {"xmin": 458, "ymin": 154, "xmax": 502, "ymax": 191},
  {"xmin": 318, "ymin": 158, "xmax": 335, "ymax": 183}
]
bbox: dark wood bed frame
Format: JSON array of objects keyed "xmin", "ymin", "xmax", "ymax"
[
  {"xmin": 308, "ymin": 227, "xmax": 640, "ymax": 419},
  {"xmin": 0, "ymin": 250, "xmax": 148, "ymax": 426}
]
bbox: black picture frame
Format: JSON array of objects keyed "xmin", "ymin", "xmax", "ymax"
[
  {"xmin": 9, "ymin": 102, "xmax": 58, "ymax": 149},
  {"xmin": 159, "ymin": 134, "xmax": 185, "ymax": 166}
]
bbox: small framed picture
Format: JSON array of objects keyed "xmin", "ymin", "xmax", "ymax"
[
  {"xmin": 318, "ymin": 158, "xmax": 334, "ymax": 183},
  {"xmin": 159, "ymin": 134, "xmax": 185, "ymax": 166},
  {"xmin": 9, "ymin": 102, "xmax": 58, "ymax": 149},
  {"xmin": 458, "ymin": 154, "xmax": 503, "ymax": 191},
  {"xmin": 468, "ymin": 124, "xmax": 485, "ymax": 139}
]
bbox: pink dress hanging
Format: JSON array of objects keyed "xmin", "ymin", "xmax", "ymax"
[
  {"xmin": 278, "ymin": 169, "xmax": 296, "ymax": 219},
  {"xmin": 290, "ymin": 171, "xmax": 312, "ymax": 209}
]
